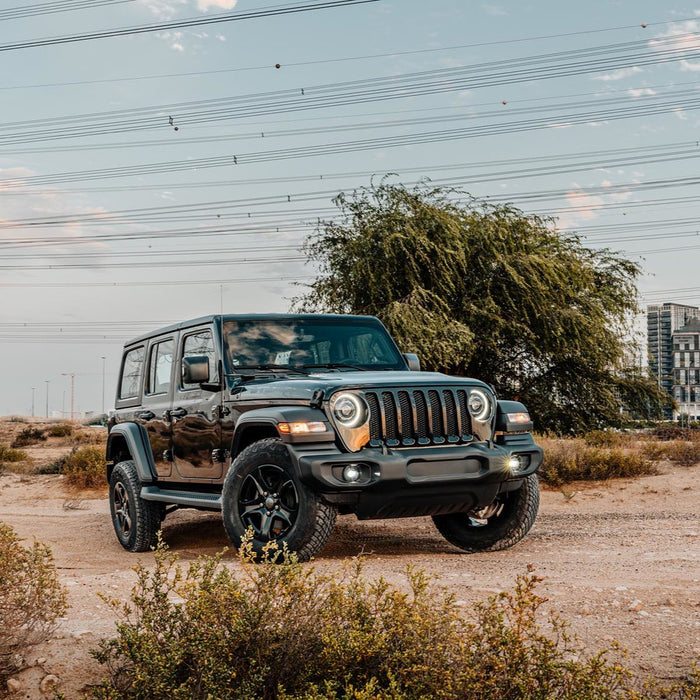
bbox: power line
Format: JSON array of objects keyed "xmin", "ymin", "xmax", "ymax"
[
  {"xmin": 0, "ymin": 33, "xmax": 698, "ymax": 144},
  {"xmin": 0, "ymin": 0, "xmax": 136, "ymax": 21},
  {"xmin": 0, "ymin": 0, "xmax": 379, "ymax": 52}
]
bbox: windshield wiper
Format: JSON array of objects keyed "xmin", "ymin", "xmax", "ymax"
[
  {"xmin": 228, "ymin": 364, "xmax": 310, "ymax": 375},
  {"xmin": 301, "ymin": 363, "xmax": 369, "ymax": 372}
]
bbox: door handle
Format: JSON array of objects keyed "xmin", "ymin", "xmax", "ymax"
[
  {"xmin": 137, "ymin": 410, "xmax": 155, "ymax": 420},
  {"xmin": 169, "ymin": 407, "xmax": 188, "ymax": 419}
]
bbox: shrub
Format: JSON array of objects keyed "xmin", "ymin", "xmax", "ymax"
[
  {"xmin": 11, "ymin": 427, "xmax": 46, "ymax": 447},
  {"xmin": 46, "ymin": 423, "xmax": 73, "ymax": 438},
  {"xmin": 642, "ymin": 440, "xmax": 700, "ymax": 467},
  {"xmin": 0, "ymin": 444, "xmax": 28, "ymax": 463},
  {"xmin": 537, "ymin": 437, "xmax": 656, "ymax": 486},
  {"xmin": 89, "ymin": 541, "xmax": 700, "ymax": 700},
  {"xmin": 62, "ymin": 446, "xmax": 105, "ymax": 488},
  {"xmin": 0, "ymin": 522, "xmax": 67, "ymax": 682},
  {"xmin": 34, "ymin": 455, "xmax": 67, "ymax": 475},
  {"xmin": 583, "ymin": 429, "xmax": 631, "ymax": 448}
]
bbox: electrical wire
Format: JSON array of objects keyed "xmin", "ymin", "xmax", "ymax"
[{"xmin": 0, "ymin": 0, "xmax": 136, "ymax": 21}]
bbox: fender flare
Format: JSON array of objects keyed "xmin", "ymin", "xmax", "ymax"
[{"xmin": 106, "ymin": 422, "xmax": 157, "ymax": 483}]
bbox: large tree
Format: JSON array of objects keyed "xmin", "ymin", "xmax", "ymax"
[{"xmin": 295, "ymin": 182, "xmax": 666, "ymax": 433}]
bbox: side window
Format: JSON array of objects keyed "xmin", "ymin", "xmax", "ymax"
[
  {"xmin": 119, "ymin": 347, "xmax": 145, "ymax": 400},
  {"xmin": 181, "ymin": 330, "xmax": 218, "ymax": 389},
  {"xmin": 146, "ymin": 338, "xmax": 174, "ymax": 395}
]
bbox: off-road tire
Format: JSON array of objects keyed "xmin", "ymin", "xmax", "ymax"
[
  {"xmin": 432, "ymin": 473, "xmax": 540, "ymax": 553},
  {"xmin": 109, "ymin": 460, "xmax": 161, "ymax": 552},
  {"xmin": 222, "ymin": 438, "xmax": 336, "ymax": 562}
]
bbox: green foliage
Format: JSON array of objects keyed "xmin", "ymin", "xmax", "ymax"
[
  {"xmin": 46, "ymin": 423, "xmax": 74, "ymax": 438},
  {"xmin": 296, "ymin": 182, "xmax": 669, "ymax": 433},
  {"xmin": 537, "ymin": 436, "xmax": 657, "ymax": 486},
  {"xmin": 11, "ymin": 426, "xmax": 46, "ymax": 447},
  {"xmin": 0, "ymin": 444, "xmax": 29, "ymax": 463},
  {"xmin": 89, "ymin": 541, "xmax": 696, "ymax": 700},
  {"xmin": 0, "ymin": 522, "xmax": 68, "ymax": 681},
  {"xmin": 62, "ymin": 446, "xmax": 105, "ymax": 488}
]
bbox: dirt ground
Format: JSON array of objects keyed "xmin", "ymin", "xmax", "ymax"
[{"xmin": 1, "ymin": 421, "xmax": 699, "ymax": 698}]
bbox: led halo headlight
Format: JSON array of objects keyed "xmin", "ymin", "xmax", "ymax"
[
  {"xmin": 468, "ymin": 388, "xmax": 492, "ymax": 422},
  {"xmin": 331, "ymin": 392, "xmax": 368, "ymax": 429}
]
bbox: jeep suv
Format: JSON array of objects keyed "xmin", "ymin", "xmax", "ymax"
[{"xmin": 107, "ymin": 314, "xmax": 543, "ymax": 560}]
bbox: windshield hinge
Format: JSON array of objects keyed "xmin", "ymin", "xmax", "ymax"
[{"xmin": 310, "ymin": 389, "xmax": 324, "ymax": 409}]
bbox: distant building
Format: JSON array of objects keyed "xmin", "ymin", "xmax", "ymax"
[
  {"xmin": 647, "ymin": 303, "xmax": 700, "ymax": 419},
  {"xmin": 672, "ymin": 317, "xmax": 700, "ymax": 421}
]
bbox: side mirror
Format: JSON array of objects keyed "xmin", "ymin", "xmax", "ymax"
[
  {"xmin": 403, "ymin": 353, "xmax": 421, "ymax": 372},
  {"xmin": 182, "ymin": 355, "xmax": 210, "ymax": 384}
]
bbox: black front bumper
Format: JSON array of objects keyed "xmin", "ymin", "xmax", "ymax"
[{"xmin": 290, "ymin": 434, "xmax": 543, "ymax": 520}]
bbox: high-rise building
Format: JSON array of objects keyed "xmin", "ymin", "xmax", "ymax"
[
  {"xmin": 647, "ymin": 303, "xmax": 700, "ymax": 419},
  {"xmin": 672, "ymin": 317, "xmax": 700, "ymax": 421}
]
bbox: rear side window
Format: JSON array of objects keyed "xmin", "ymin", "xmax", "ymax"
[
  {"xmin": 147, "ymin": 338, "xmax": 174, "ymax": 395},
  {"xmin": 181, "ymin": 330, "xmax": 218, "ymax": 389},
  {"xmin": 119, "ymin": 347, "xmax": 145, "ymax": 399}
]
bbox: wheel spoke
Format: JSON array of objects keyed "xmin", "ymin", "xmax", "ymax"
[
  {"xmin": 259, "ymin": 512, "xmax": 273, "ymax": 539},
  {"xmin": 275, "ymin": 507, "xmax": 293, "ymax": 527},
  {"xmin": 246, "ymin": 475, "xmax": 266, "ymax": 499}
]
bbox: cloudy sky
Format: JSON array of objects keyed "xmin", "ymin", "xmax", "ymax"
[{"xmin": 1, "ymin": 0, "xmax": 700, "ymax": 416}]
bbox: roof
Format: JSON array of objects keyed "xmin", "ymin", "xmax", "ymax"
[{"xmin": 123, "ymin": 313, "xmax": 380, "ymax": 347}]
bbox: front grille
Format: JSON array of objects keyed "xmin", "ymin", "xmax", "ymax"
[{"xmin": 364, "ymin": 387, "xmax": 474, "ymax": 447}]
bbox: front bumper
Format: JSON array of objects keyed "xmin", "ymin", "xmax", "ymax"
[{"xmin": 290, "ymin": 434, "xmax": 543, "ymax": 519}]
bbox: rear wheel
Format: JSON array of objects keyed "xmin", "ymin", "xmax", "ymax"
[
  {"xmin": 432, "ymin": 474, "xmax": 539, "ymax": 552},
  {"xmin": 109, "ymin": 460, "xmax": 161, "ymax": 552},
  {"xmin": 222, "ymin": 438, "xmax": 336, "ymax": 562}
]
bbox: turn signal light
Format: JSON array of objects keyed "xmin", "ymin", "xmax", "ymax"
[
  {"xmin": 506, "ymin": 412, "xmax": 530, "ymax": 423},
  {"xmin": 277, "ymin": 421, "xmax": 327, "ymax": 435}
]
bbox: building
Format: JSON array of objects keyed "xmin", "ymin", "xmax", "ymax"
[
  {"xmin": 672, "ymin": 317, "xmax": 700, "ymax": 421},
  {"xmin": 647, "ymin": 303, "xmax": 700, "ymax": 419}
]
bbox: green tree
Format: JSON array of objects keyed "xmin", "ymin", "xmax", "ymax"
[{"xmin": 295, "ymin": 181, "xmax": 667, "ymax": 433}]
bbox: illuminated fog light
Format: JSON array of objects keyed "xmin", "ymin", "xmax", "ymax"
[
  {"xmin": 507, "ymin": 456, "xmax": 522, "ymax": 471},
  {"xmin": 342, "ymin": 464, "xmax": 362, "ymax": 482}
]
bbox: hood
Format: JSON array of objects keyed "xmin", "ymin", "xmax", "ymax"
[{"xmin": 226, "ymin": 370, "xmax": 490, "ymax": 403}]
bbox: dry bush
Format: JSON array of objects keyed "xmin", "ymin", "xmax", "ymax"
[
  {"xmin": 0, "ymin": 522, "xmax": 67, "ymax": 683},
  {"xmin": 583, "ymin": 430, "xmax": 632, "ymax": 448},
  {"xmin": 62, "ymin": 446, "xmax": 105, "ymax": 488},
  {"xmin": 11, "ymin": 427, "xmax": 46, "ymax": 448},
  {"xmin": 0, "ymin": 444, "xmax": 28, "ymax": 463},
  {"xmin": 46, "ymin": 423, "xmax": 73, "ymax": 438},
  {"xmin": 88, "ymin": 541, "xmax": 700, "ymax": 700},
  {"xmin": 641, "ymin": 440, "xmax": 700, "ymax": 467},
  {"xmin": 72, "ymin": 427, "xmax": 107, "ymax": 445},
  {"xmin": 537, "ymin": 437, "xmax": 656, "ymax": 486}
]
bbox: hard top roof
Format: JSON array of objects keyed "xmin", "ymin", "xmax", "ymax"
[{"xmin": 123, "ymin": 313, "xmax": 381, "ymax": 347}]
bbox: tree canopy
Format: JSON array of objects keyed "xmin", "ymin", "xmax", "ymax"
[{"xmin": 295, "ymin": 182, "xmax": 667, "ymax": 433}]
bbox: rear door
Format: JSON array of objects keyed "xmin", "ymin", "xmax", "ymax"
[{"xmin": 171, "ymin": 326, "xmax": 224, "ymax": 481}]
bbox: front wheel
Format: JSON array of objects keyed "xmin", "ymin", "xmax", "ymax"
[
  {"xmin": 221, "ymin": 438, "xmax": 336, "ymax": 562},
  {"xmin": 432, "ymin": 474, "xmax": 540, "ymax": 553},
  {"xmin": 109, "ymin": 460, "xmax": 162, "ymax": 552}
]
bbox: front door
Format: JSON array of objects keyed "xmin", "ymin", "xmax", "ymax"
[{"xmin": 171, "ymin": 327, "xmax": 224, "ymax": 481}]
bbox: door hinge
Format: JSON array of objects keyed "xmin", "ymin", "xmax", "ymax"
[
  {"xmin": 162, "ymin": 450, "xmax": 173, "ymax": 462},
  {"xmin": 213, "ymin": 405, "xmax": 231, "ymax": 419},
  {"xmin": 211, "ymin": 448, "xmax": 229, "ymax": 463}
]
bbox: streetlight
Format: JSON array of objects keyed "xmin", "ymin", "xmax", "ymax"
[
  {"xmin": 101, "ymin": 356, "xmax": 106, "ymax": 415},
  {"xmin": 31, "ymin": 387, "xmax": 36, "ymax": 417},
  {"xmin": 44, "ymin": 380, "xmax": 50, "ymax": 418}
]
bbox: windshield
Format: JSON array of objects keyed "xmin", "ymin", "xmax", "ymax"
[{"xmin": 222, "ymin": 317, "xmax": 406, "ymax": 373}]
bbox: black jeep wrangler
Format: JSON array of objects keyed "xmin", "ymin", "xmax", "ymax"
[{"xmin": 107, "ymin": 314, "xmax": 542, "ymax": 561}]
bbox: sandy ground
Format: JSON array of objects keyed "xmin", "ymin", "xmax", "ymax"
[{"xmin": 0, "ymin": 425, "xmax": 699, "ymax": 697}]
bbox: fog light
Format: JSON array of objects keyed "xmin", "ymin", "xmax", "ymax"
[
  {"xmin": 507, "ymin": 456, "xmax": 522, "ymax": 471},
  {"xmin": 342, "ymin": 464, "xmax": 362, "ymax": 482}
]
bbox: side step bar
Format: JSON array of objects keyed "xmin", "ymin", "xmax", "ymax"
[{"xmin": 140, "ymin": 485, "xmax": 222, "ymax": 511}]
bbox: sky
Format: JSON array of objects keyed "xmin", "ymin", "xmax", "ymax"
[{"xmin": 1, "ymin": 0, "xmax": 700, "ymax": 416}]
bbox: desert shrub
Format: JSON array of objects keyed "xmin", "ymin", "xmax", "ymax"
[
  {"xmin": 642, "ymin": 440, "xmax": 700, "ymax": 467},
  {"xmin": 34, "ymin": 454, "xmax": 68, "ymax": 475},
  {"xmin": 584, "ymin": 430, "xmax": 631, "ymax": 448},
  {"xmin": 72, "ymin": 427, "xmax": 107, "ymax": 445},
  {"xmin": 62, "ymin": 446, "xmax": 105, "ymax": 488},
  {"xmin": 0, "ymin": 522, "xmax": 67, "ymax": 682},
  {"xmin": 538, "ymin": 437, "xmax": 656, "ymax": 486},
  {"xmin": 0, "ymin": 444, "xmax": 28, "ymax": 463},
  {"xmin": 651, "ymin": 425, "xmax": 691, "ymax": 441},
  {"xmin": 88, "ymin": 542, "xmax": 700, "ymax": 700},
  {"xmin": 11, "ymin": 426, "xmax": 46, "ymax": 447},
  {"xmin": 46, "ymin": 423, "xmax": 73, "ymax": 438}
]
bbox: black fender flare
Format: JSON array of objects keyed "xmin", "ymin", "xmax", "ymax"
[
  {"xmin": 106, "ymin": 422, "xmax": 157, "ymax": 483},
  {"xmin": 231, "ymin": 406, "xmax": 336, "ymax": 465}
]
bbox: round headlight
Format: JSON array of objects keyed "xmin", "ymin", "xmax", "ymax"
[
  {"xmin": 331, "ymin": 393, "xmax": 368, "ymax": 428},
  {"xmin": 468, "ymin": 389, "xmax": 491, "ymax": 422}
]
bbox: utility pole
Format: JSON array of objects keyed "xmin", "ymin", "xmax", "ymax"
[
  {"xmin": 31, "ymin": 387, "xmax": 36, "ymax": 417},
  {"xmin": 44, "ymin": 380, "xmax": 50, "ymax": 418},
  {"xmin": 101, "ymin": 356, "xmax": 106, "ymax": 415},
  {"xmin": 61, "ymin": 373, "xmax": 75, "ymax": 421}
]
